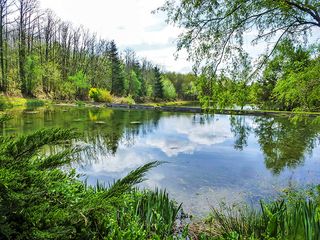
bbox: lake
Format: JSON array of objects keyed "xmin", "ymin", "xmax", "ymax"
[{"xmin": 2, "ymin": 106, "xmax": 320, "ymax": 216}]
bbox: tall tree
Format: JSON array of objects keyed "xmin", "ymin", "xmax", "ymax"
[
  {"xmin": 0, "ymin": 0, "xmax": 12, "ymax": 91},
  {"xmin": 153, "ymin": 66, "xmax": 163, "ymax": 99},
  {"xmin": 16, "ymin": 0, "xmax": 39, "ymax": 96},
  {"xmin": 109, "ymin": 40, "xmax": 124, "ymax": 96}
]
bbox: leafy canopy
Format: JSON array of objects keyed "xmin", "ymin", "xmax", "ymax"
[{"xmin": 159, "ymin": 0, "xmax": 320, "ymax": 73}]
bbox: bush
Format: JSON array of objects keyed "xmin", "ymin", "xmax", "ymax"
[
  {"xmin": 55, "ymin": 82, "xmax": 76, "ymax": 100},
  {"xmin": 119, "ymin": 95, "xmax": 135, "ymax": 105},
  {"xmin": 89, "ymin": 88, "xmax": 112, "ymax": 103}
]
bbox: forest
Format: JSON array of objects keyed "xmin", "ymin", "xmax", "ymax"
[{"xmin": 0, "ymin": 0, "xmax": 196, "ymax": 103}]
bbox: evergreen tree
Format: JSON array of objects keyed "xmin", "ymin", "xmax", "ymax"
[
  {"xmin": 153, "ymin": 66, "xmax": 163, "ymax": 99},
  {"xmin": 109, "ymin": 40, "xmax": 124, "ymax": 96}
]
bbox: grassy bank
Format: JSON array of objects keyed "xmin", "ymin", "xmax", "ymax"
[{"xmin": 190, "ymin": 188, "xmax": 320, "ymax": 239}]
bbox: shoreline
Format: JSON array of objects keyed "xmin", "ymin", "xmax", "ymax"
[
  {"xmin": 105, "ymin": 103, "xmax": 320, "ymax": 117},
  {"xmin": 2, "ymin": 95, "xmax": 320, "ymax": 117}
]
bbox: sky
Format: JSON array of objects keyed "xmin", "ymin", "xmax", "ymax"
[{"xmin": 39, "ymin": 0, "xmax": 193, "ymax": 73}]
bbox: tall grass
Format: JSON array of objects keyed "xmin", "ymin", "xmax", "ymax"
[
  {"xmin": 197, "ymin": 190, "xmax": 320, "ymax": 240},
  {"xmin": 133, "ymin": 188, "xmax": 182, "ymax": 238}
]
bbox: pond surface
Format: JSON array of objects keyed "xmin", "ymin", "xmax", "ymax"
[{"xmin": 2, "ymin": 106, "xmax": 320, "ymax": 216}]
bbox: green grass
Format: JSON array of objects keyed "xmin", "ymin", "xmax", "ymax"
[{"xmin": 0, "ymin": 96, "xmax": 52, "ymax": 111}]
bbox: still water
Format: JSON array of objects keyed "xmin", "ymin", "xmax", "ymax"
[{"xmin": 2, "ymin": 106, "xmax": 320, "ymax": 215}]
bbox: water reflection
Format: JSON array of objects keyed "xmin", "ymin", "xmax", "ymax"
[
  {"xmin": 2, "ymin": 107, "xmax": 320, "ymax": 215},
  {"xmin": 253, "ymin": 116, "xmax": 320, "ymax": 174}
]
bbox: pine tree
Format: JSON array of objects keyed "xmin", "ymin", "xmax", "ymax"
[
  {"xmin": 109, "ymin": 40, "xmax": 124, "ymax": 96},
  {"xmin": 153, "ymin": 66, "xmax": 163, "ymax": 99}
]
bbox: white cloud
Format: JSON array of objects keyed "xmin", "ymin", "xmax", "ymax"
[
  {"xmin": 146, "ymin": 137, "xmax": 196, "ymax": 157},
  {"xmin": 145, "ymin": 116, "xmax": 233, "ymax": 157},
  {"xmin": 88, "ymin": 147, "xmax": 151, "ymax": 173}
]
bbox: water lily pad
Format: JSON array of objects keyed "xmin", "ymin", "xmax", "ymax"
[
  {"xmin": 130, "ymin": 121, "xmax": 141, "ymax": 124},
  {"xmin": 95, "ymin": 121, "xmax": 106, "ymax": 124},
  {"xmin": 24, "ymin": 111, "xmax": 39, "ymax": 114}
]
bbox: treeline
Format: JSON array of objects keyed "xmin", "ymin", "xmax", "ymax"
[
  {"xmin": 196, "ymin": 40, "xmax": 320, "ymax": 111},
  {"xmin": 0, "ymin": 0, "xmax": 196, "ymax": 102}
]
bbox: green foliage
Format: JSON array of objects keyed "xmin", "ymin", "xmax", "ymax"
[
  {"xmin": 119, "ymin": 95, "xmax": 135, "ymax": 105},
  {"xmin": 160, "ymin": 0, "xmax": 320, "ymax": 73},
  {"xmin": 126, "ymin": 70, "xmax": 142, "ymax": 98},
  {"xmin": 56, "ymin": 81, "xmax": 76, "ymax": 100},
  {"xmin": 25, "ymin": 55, "xmax": 43, "ymax": 96},
  {"xmin": 0, "ymin": 97, "xmax": 13, "ymax": 110},
  {"xmin": 0, "ymin": 124, "xmax": 181, "ymax": 239},
  {"xmin": 42, "ymin": 62, "xmax": 61, "ymax": 94},
  {"xmin": 196, "ymin": 74, "xmax": 250, "ymax": 110},
  {"xmin": 165, "ymin": 72, "xmax": 197, "ymax": 100},
  {"xmin": 110, "ymin": 41, "xmax": 125, "ymax": 96},
  {"xmin": 89, "ymin": 88, "xmax": 112, "ymax": 103},
  {"xmin": 162, "ymin": 77, "xmax": 177, "ymax": 100},
  {"xmin": 68, "ymin": 71, "xmax": 90, "ymax": 100},
  {"xmin": 153, "ymin": 67, "xmax": 164, "ymax": 99},
  {"xmin": 133, "ymin": 189, "xmax": 182, "ymax": 239},
  {"xmin": 197, "ymin": 188, "xmax": 320, "ymax": 240},
  {"xmin": 25, "ymin": 99, "xmax": 45, "ymax": 109},
  {"xmin": 0, "ymin": 1, "xmax": 197, "ymax": 103},
  {"xmin": 273, "ymin": 57, "xmax": 320, "ymax": 111}
]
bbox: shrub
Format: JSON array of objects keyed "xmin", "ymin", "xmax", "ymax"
[
  {"xmin": 89, "ymin": 88, "xmax": 112, "ymax": 103},
  {"xmin": 119, "ymin": 95, "xmax": 135, "ymax": 105},
  {"xmin": 55, "ymin": 81, "xmax": 76, "ymax": 100}
]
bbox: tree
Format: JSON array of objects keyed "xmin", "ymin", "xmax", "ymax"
[
  {"xmin": 162, "ymin": 76, "xmax": 177, "ymax": 100},
  {"xmin": 153, "ymin": 66, "xmax": 163, "ymax": 99},
  {"xmin": 25, "ymin": 54, "xmax": 42, "ymax": 95},
  {"xmin": 68, "ymin": 70, "xmax": 90, "ymax": 100},
  {"xmin": 109, "ymin": 40, "xmax": 124, "ymax": 96},
  {"xmin": 0, "ymin": 0, "xmax": 13, "ymax": 91},
  {"xmin": 16, "ymin": 0, "xmax": 39, "ymax": 96},
  {"xmin": 160, "ymin": 0, "xmax": 320, "ymax": 73}
]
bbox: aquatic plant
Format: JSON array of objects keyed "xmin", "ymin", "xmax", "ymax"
[
  {"xmin": 25, "ymin": 99, "xmax": 45, "ymax": 109},
  {"xmin": 133, "ymin": 188, "xmax": 182, "ymax": 238}
]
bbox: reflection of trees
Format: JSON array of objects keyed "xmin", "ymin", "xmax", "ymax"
[
  {"xmin": 229, "ymin": 115, "xmax": 320, "ymax": 174},
  {"xmin": 2, "ymin": 107, "xmax": 161, "ymax": 163},
  {"xmin": 84, "ymin": 108, "xmax": 162, "ymax": 156},
  {"xmin": 192, "ymin": 114, "xmax": 213, "ymax": 126},
  {"xmin": 230, "ymin": 115, "xmax": 251, "ymax": 150},
  {"xmin": 254, "ymin": 117, "xmax": 320, "ymax": 174}
]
